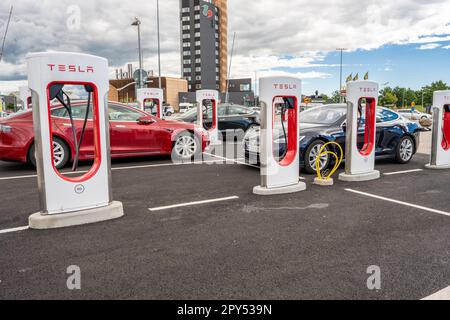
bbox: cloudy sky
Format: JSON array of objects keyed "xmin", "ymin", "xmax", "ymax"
[{"xmin": 1, "ymin": 0, "xmax": 450, "ymax": 95}]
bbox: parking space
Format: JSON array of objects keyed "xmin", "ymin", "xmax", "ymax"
[{"xmin": 0, "ymin": 136, "xmax": 449, "ymax": 299}]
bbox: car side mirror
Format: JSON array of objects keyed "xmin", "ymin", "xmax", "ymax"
[
  {"xmin": 137, "ymin": 116, "xmax": 156, "ymax": 125},
  {"xmin": 342, "ymin": 122, "xmax": 347, "ymax": 131}
]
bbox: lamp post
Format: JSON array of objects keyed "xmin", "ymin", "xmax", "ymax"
[
  {"xmin": 156, "ymin": 0, "xmax": 162, "ymax": 89},
  {"xmin": 336, "ymin": 48, "xmax": 347, "ymax": 103},
  {"xmin": 131, "ymin": 17, "xmax": 143, "ymax": 88}
]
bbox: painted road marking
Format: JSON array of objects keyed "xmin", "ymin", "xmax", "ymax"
[
  {"xmin": 204, "ymin": 152, "xmax": 260, "ymax": 169},
  {"xmin": 346, "ymin": 188, "xmax": 450, "ymax": 217},
  {"xmin": 383, "ymin": 169, "xmax": 424, "ymax": 176},
  {"xmin": 422, "ymin": 286, "xmax": 450, "ymax": 300},
  {"xmin": 0, "ymin": 226, "xmax": 29, "ymax": 235},
  {"xmin": 0, "ymin": 159, "xmax": 229, "ymax": 181},
  {"xmin": 149, "ymin": 196, "xmax": 239, "ymax": 212}
]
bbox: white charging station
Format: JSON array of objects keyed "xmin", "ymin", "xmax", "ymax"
[
  {"xmin": 19, "ymin": 86, "xmax": 31, "ymax": 110},
  {"xmin": 137, "ymin": 87, "xmax": 164, "ymax": 119},
  {"xmin": 253, "ymin": 77, "xmax": 306, "ymax": 195},
  {"xmin": 426, "ymin": 90, "xmax": 450, "ymax": 169},
  {"xmin": 196, "ymin": 89, "xmax": 220, "ymax": 145},
  {"xmin": 339, "ymin": 80, "xmax": 380, "ymax": 182},
  {"xmin": 27, "ymin": 52, "xmax": 123, "ymax": 229}
]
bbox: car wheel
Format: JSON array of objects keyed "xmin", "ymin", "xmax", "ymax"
[
  {"xmin": 396, "ymin": 135, "xmax": 414, "ymax": 164},
  {"xmin": 171, "ymin": 132, "xmax": 201, "ymax": 163},
  {"xmin": 304, "ymin": 140, "xmax": 330, "ymax": 174},
  {"xmin": 28, "ymin": 137, "xmax": 70, "ymax": 169},
  {"xmin": 166, "ymin": 111, "xmax": 173, "ymax": 117}
]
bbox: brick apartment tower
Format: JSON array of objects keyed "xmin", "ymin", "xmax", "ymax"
[{"xmin": 180, "ymin": 0, "xmax": 228, "ymax": 92}]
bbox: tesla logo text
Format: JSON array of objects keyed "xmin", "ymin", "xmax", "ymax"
[
  {"xmin": 47, "ymin": 64, "xmax": 94, "ymax": 73},
  {"xmin": 273, "ymin": 84, "xmax": 297, "ymax": 90},
  {"xmin": 359, "ymin": 87, "xmax": 376, "ymax": 93}
]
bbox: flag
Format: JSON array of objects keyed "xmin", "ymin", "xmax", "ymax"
[
  {"xmin": 364, "ymin": 72, "xmax": 369, "ymax": 80},
  {"xmin": 353, "ymin": 73, "xmax": 359, "ymax": 81},
  {"xmin": 346, "ymin": 74, "xmax": 353, "ymax": 83}
]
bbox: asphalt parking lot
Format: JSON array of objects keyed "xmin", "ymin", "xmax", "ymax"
[{"xmin": 0, "ymin": 132, "xmax": 449, "ymax": 300}]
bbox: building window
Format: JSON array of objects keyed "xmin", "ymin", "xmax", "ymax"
[
  {"xmin": 216, "ymin": 67, "xmax": 219, "ymax": 72},
  {"xmin": 182, "ymin": 7, "xmax": 190, "ymax": 13},
  {"xmin": 216, "ymin": 76, "xmax": 219, "ymax": 81},
  {"xmin": 183, "ymin": 59, "xmax": 191, "ymax": 65},
  {"xmin": 186, "ymin": 76, "xmax": 192, "ymax": 81},
  {"xmin": 195, "ymin": 23, "xmax": 200, "ymax": 28},
  {"xmin": 194, "ymin": 14, "xmax": 200, "ymax": 20},
  {"xmin": 195, "ymin": 67, "xmax": 201, "ymax": 72},
  {"xmin": 215, "ymin": 50, "xmax": 219, "ymax": 55},
  {"xmin": 183, "ymin": 50, "xmax": 190, "ymax": 56},
  {"xmin": 195, "ymin": 49, "xmax": 201, "ymax": 55},
  {"xmin": 195, "ymin": 41, "xmax": 201, "ymax": 46},
  {"xmin": 196, "ymin": 84, "xmax": 202, "ymax": 89},
  {"xmin": 182, "ymin": 25, "xmax": 190, "ymax": 31},
  {"xmin": 194, "ymin": 5, "xmax": 200, "ymax": 10},
  {"xmin": 182, "ymin": 34, "xmax": 190, "ymax": 39},
  {"xmin": 195, "ymin": 58, "xmax": 201, "ymax": 63},
  {"xmin": 195, "ymin": 32, "xmax": 200, "ymax": 37},
  {"xmin": 196, "ymin": 75, "xmax": 201, "ymax": 81},
  {"xmin": 183, "ymin": 68, "xmax": 191, "ymax": 73},
  {"xmin": 182, "ymin": 16, "xmax": 190, "ymax": 22},
  {"xmin": 183, "ymin": 42, "xmax": 190, "ymax": 48}
]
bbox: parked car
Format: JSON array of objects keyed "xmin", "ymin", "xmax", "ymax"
[
  {"xmin": 397, "ymin": 109, "xmax": 432, "ymax": 121},
  {"xmin": 0, "ymin": 102, "xmax": 210, "ymax": 169},
  {"xmin": 243, "ymin": 104, "xmax": 422, "ymax": 173},
  {"xmin": 173, "ymin": 103, "xmax": 260, "ymax": 140},
  {"xmin": 178, "ymin": 102, "xmax": 194, "ymax": 114}
]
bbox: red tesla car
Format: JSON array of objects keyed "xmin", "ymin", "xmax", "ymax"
[{"xmin": 0, "ymin": 101, "xmax": 210, "ymax": 169}]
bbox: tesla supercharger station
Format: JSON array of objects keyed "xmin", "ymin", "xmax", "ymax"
[
  {"xmin": 253, "ymin": 77, "xmax": 306, "ymax": 195},
  {"xmin": 426, "ymin": 90, "xmax": 450, "ymax": 169},
  {"xmin": 27, "ymin": 52, "xmax": 124, "ymax": 229},
  {"xmin": 137, "ymin": 87, "xmax": 164, "ymax": 119},
  {"xmin": 19, "ymin": 86, "xmax": 31, "ymax": 110},
  {"xmin": 339, "ymin": 80, "xmax": 380, "ymax": 182},
  {"xmin": 196, "ymin": 89, "xmax": 220, "ymax": 145}
]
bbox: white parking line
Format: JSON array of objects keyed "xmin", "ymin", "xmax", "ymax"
[
  {"xmin": 0, "ymin": 159, "xmax": 225, "ymax": 182},
  {"xmin": 149, "ymin": 196, "xmax": 239, "ymax": 212},
  {"xmin": 0, "ymin": 226, "xmax": 29, "ymax": 235},
  {"xmin": 345, "ymin": 188, "xmax": 450, "ymax": 217},
  {"xmin": 422, "ymin": 286, "xmax": 450, "ymax": 300},
  {"xmin": 383, "ymin": 169, "xmax": 424, "ymax": 176},
  {"xmin": 204, "ymin": 153, "xmax": 260, "ymax": 169}
]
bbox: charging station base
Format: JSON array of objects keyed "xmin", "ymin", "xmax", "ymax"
[
  {"xmin": 253, "ymin": 182, "xmax": 306, "ymax": 196},
  {"xmin": 29, "ymin": 201, "xmax": 124, "ymax": 230},
  {"xmin": 425, "ymin": 163, "xmax": 450, "ymax": 170},
  {"xmin": 338, "ymin": 170, "xmax": 380, "ymax": 182},
  {"xmin": 314, "ymin": 178, "xmax": 334, "ymax": 186}
]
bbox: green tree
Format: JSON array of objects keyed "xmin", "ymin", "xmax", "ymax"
[
  {"xmin": 331, "ymin": 90, "xmax": 341, "ymax": 103},
  {"xmin": 382, "ymin": 92, "xmax": 398, "ymax": 107}
]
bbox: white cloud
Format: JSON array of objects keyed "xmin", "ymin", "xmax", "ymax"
[
  {"xmin": 443, "ymin": 45, "xmax": 450, "ymax": 49},
  {"xmin": 0, "ymin": 0, "xmax": 450, "ymax": 91},
  {"xmin": 417, "ymin": 43, "xmax": 441, "ymax": 50}
]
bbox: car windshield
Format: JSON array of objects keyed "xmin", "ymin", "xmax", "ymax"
[{"xmin": 301, "ymin": 105, "xmax": 346, "ymax": 124}]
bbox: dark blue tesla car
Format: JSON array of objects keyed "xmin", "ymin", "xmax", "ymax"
[{"xmin": 243, "ymin": 104, "xmax": 422, "ymax": 173}]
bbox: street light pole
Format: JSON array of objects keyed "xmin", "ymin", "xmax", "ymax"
[
  {"xmin": 336, "ymin": 48, "xmax": 347, "ymax": 103},
  {"xmin": 131, "ymin": 17, "xmax": 143, "ymax": 88},
  {"xmin": 157, "ymin": 0, "xmax": 162, "ymax": 89}
]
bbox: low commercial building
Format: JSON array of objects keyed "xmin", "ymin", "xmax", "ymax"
[
  {"xmin": 178, "ymin": 78, "xmax": 255, "ymax": 107},
  {"xmin": 109, "ymin": 77, "xmax": 188, "ymax": 111}
]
